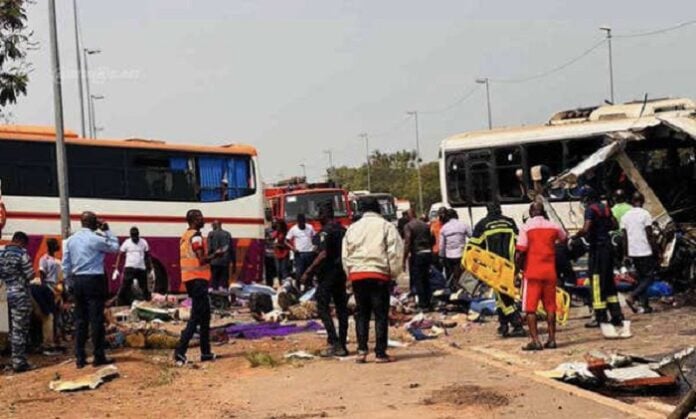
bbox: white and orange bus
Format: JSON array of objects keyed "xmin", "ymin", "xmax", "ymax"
[{"xmin": 0, "ymin": 125, "xmax": 265, "ymax": 294}]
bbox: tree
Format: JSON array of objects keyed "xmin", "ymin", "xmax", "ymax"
[
  {"xmin": 0, "ymin": 0, "xmax": 33, "ymax": 116},
  {"xmin": 330, "ymin": 149, "xmax": 442, "ymax": 214}
]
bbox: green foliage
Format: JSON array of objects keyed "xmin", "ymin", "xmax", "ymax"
[
  {"xmin": 0, "ymin": 0, "xmax": 32, "ymax": 112},
  {"xmin": 330, "ymin": 149, "xmax": 442, "ymax": 214}
]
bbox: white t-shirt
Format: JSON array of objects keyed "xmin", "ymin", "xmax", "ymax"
[
  {"xmin": 120, "ymin": 238, "xmax": 150, "ymax": 270},
  {"xmin": 620, "ymin": 207, "xmax": 653, "ymax": 257},
  {"xmin": 39, "ymin": 254, "xmax": 61, "ymax": 284},
  {"xmin": 287, "ymin": 224, "xmax": 316, "ymax": 253}
]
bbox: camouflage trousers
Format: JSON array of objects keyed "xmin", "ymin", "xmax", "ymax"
[{"xmin": 8, "ymin": 289, "xmax": 32, "ymax": 368}]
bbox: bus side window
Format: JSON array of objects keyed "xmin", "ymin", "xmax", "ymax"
[
  {"xmin": 445, "ymin": 153, "xmax": 467, "ymax": 206},
  {"xmin": 467, "ymin": 150, "xmax": 493, "ymax": 204},
  {"xmin": 494, "ymin": 146, "xmax": 524, "ymax": 202},
  {"xmin": 525, "ymin": 142, "xmax": 563, "ymax": 200}
]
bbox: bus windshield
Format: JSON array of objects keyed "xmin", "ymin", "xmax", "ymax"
[{"xmin": 284, "ymin": 191, "xmax": 348, "ymax": 221}]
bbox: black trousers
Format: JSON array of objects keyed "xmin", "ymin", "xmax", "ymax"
[
  {"xmin": 589, "ymin": 244, "xmax": 624, "ymax": 325},
  {"xmin": 353, "ymin": 279, "xmax": 390, "ymax": 358},
  {"xmin": 210, "ymin": 265, "xmax": 229, "ymax": 290},
  {"xmin": 73, "ymin": 274, "xmax": 108, "ymax": 362},
  {"xmin": 444, "ymin": 257, "xmax": 462, "ymax": 289},
  {"xmin": 118, "ymin": 267, "xmax": 150, "ymax": 305},
  {"xmin": 315, "ymin": 269, "xmax": 348, "ymax": 348},
  {"xmin": 630, "ymin": 255, "xmax": 656, "ymax": 308},
  {"xmin": 175, "ymin": 279, "xmax": 211, "ymax": 358},
  {"xmin": 264, "ymin": 255, "xmax": 276, "ymax": 287},
  {"xmin": 410, "ymin": 252, "xmax": 432, "ymax": 309}
]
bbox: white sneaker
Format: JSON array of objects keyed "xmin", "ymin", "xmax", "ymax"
[
  {"xmin": 618, "ymin": 320, "xmax": 632, "ymax": 339},
  {"xmin": 600, "ymin": 323, "xmax": 619, "ymax": 339}
]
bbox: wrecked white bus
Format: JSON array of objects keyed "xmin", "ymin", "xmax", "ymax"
[{"xmin": 439, "ymin": 97, "xmax": 696, "ymax": 283}]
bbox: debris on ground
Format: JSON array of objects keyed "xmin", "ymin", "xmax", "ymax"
[
  {"xmin": 284, "ymin": 351, "xmax": 316, "ymax": 360},
  {"xmin": 49, "ymin": 365, "xmax": 120, "ymax": 392},
  {"xmin": 538, "ymin": 347, "xmax": 695, "ymax": 394},
  {"xmin": 245, "ymin": 351, "xmax": 280, "ymax": 368}
]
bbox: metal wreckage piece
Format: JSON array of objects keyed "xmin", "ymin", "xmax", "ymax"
[{"xmin": 545, "ymin": 112, "xmax": 696, "ymax": 278}]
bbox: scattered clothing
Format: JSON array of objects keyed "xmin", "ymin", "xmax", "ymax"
[{"xmin": 225, "ymin": 321, "xmax": 323, "ymax": 339}]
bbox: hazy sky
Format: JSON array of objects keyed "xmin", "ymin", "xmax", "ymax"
[{"xmin": 10, "ymin": 1, "xmax": 696, "ymax": 182}]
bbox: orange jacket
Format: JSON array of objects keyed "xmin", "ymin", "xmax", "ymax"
[{"xmin": 180, "ymin": 229, "xmax": 211, "ymax": 282}]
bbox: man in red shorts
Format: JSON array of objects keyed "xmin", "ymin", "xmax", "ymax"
[{"xmin": 515, "ymin": 202, "xmax": 567, "ymax": 351}]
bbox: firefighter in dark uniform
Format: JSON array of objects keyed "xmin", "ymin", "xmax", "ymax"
[
  {"xmin": 301, "ymin": 203, "xmax": 349, "ymax": 357},
  {"xmin": 470, "ymin": 203, "xmax": 525, "ymax": 338},
  {"xmin": 0, "ymin": 232, "xmax": 35, "ymax": 372},
  {"xmin": 573, "ymin": 186, "xmax": 624, "ymax": 328}
]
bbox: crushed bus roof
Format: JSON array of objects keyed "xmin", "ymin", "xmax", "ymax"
[
  {"xmin": 441, "ymin": 97, "xmax": 696, "ymax": 151},
  {"xmin": 0, "ymin": 124, "xmax": 258, "ymax": 156}
]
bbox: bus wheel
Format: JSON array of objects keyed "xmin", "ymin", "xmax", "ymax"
[{"xmin": 152, "ymin": 259, "xmax": 169, "ymax": 294}]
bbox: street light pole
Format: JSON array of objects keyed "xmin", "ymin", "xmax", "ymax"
[
  {"xmin": 600, "ymin": 26, "xmax": 615, "ymax": 104},
  {"xmin": 406, "ymin": 111, "xmax": 424, "ymax": 214},
  {"xmin": 476, "ymin": 78, "xmax": 493, "ymax": 130},
  {"xmin": 323, "ymin": 150, "xmax": 333, "ymax": 182},
  {"xmin": 72, "ymin": 0, "xmax": 86, "ymax": 138},
  {"xmin": 299, "ymin": 163, "xmax": 307, "ymax": 180},
  {"xmin": 90, "ymin": 94, "xmax": 104, "ymax": 139},
  {"xmin": 83, "ymin": 48, "xmax": 100, "ymax": 138},
  {"xmin": 48, "ymin": 0, "xmax": 71, "ymax": 238},
  {"xmin": 359, "ymin": 133, "xmax": 371, "ymax": 192}
]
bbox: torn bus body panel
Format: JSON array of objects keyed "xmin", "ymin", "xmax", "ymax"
[{"xmin": 544, "ymin": 116, "xmax": 696, "ymax": 277}]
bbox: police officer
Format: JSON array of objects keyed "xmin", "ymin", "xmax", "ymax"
[
  {"xmin": 573, "ymin": 186, "xmax": 624, "ymax": 329},
  {"xmin": 0, "ymin": 232, "xmax": 35, "ymax": 372},
  {"xmin": 301, "ymin": 203, "xmax": 349, "ymax": 357},
  {"xmin": 470, "ymin": 203, "xmax": 525, "ymax": 338}
]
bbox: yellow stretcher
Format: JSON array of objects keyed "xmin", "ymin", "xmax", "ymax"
[{"xmin": 462, "ymin": 244, "xmax": 570, "ymax": 325}]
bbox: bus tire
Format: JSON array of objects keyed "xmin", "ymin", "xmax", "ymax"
[{"xmin": 151, "ymin": 259, "xmax": 169, "ymax": 294}]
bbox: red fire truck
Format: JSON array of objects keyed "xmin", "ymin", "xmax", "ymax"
[{"xmin": 265, "ymin": 178, "xmax": 352, "ymax": 229}]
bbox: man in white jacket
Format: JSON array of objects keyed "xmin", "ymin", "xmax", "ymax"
[{"xmin": 342, "ymin": 197, "xmax": 403, "ymax": 363}]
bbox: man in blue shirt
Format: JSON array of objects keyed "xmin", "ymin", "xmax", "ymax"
[{"xmin": 62, "ymin": 211, "xmax": 119, "ymax": 369}]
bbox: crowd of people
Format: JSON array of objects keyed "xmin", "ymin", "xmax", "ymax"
[{"xmin": 0, "ymin": 185, "xmax": 660, "ymax": 372}]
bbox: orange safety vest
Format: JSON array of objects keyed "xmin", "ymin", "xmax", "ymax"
[{"xmin": 180, "ymin": 228, "xmax": 211, "ymax": 282}]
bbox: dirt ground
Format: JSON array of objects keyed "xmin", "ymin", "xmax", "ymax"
[
  {"xmin": 3, "ymin": 298, "xmax": 689, "ymax": 418},
  {"xmin": 0, "ymin": 338, "xmax": 631, "ymax": 419}
]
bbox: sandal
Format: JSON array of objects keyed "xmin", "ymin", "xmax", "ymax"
[
  {"xmin": 522, "ymin": 341, "xmax": 543, "ymax": 351},
  {"xmin": 544, "ymin": 341, "xmax": 557, "ymax": 349},
  {"xmin": 375, "ymin": 355, "xmax": 395, "ymax": 364},
  {"xmin": 355, "ymin": 352, "xmax": 368, "ymax": 364}
]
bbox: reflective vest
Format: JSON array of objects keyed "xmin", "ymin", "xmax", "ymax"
[{"xmin": 180, "ymin": 229, "xmax": 211, "ymax": 282}]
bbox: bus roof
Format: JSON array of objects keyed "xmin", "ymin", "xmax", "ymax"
[
  {"xmin": 0, "ymin": 124, "xmax": 258, "ymax": 156},
  {"xmin": 441, "ymin": 97, "xmax": 696, "ymax": 151}
]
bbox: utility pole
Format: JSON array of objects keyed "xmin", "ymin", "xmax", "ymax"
[
  {"xmin": 476, "ymin": 77, "xmax": 493, "ymax": 130},
  {"xmin": 72, "ymin": 0, "xmax": 86, "ymax": 138},
  {"xmin": 406, "ymin": 111, "xmax": 424, "ymax": 214},
  {"xmin": 83, "ymin": 48, "xmax": 100, "ymax": 138},
  {"xmin": 48, "ymin": 0, "xmax": 71, "ymax": 238},
  {"xmin": 89, "ymin": 94, "xmax": 104, "ymax": 139},
  {"xmin": 600, "ymin": 26, "xmax": 615, "ymax": 104},
  {"xmin": 323, "ymin": 150, "xmax": 333, "ymax": 182},
  {"xmin": 359, "ymin": 133, "xmax": 371, "ymax": 192}
]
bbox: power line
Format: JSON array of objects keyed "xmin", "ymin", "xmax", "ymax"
[
  {"xmin": 490, "ymin": 38, "xmax": 607, "ymax": 84},
  {"xmin": 614, "ymin": 19, "xmax": 696, "ymax": 39},
  {"xmin": 369, "ymin": 115, "xmax": 412, "ymax": 138},
  {"xmin": 420, "ymin": 85, "xmax": 481, "ymax": 115}
]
